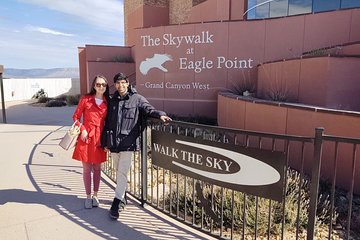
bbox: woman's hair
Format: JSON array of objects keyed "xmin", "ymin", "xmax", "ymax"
[{"xmin": 87, "ymin": 75, "xmax": 110, "ymax": 101}]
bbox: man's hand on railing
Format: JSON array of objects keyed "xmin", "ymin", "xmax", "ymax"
[{"xmin": 160, "ymin": 115, "xmax": 172, "ymax": 124}]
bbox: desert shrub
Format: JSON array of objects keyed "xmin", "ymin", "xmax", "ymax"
[
  {"xmin": 163, "ymin": 168, "xmax": 336, "ymax": 238},
  {"xmin": 55, "ymin": 95, "xmax": 67, "ymax": 102},
  {"xmin": 37, "ymin": 96, "xmax": 50, "ymax": 103},
  {"xmin": 112, "ymin": 55, "xmax": 134, "ymax": 63},
  {"xmin": 66, "ymin": 94, "xmax": 81, "ymax": 105},
  {"xmin": 32, "ymin": 88, "xmax": 48, "ymax": 99},
  {"xmin": 45, "ymin": 100, "xmax": 66, "ymax": 107}
]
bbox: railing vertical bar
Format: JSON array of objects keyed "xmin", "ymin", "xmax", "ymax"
[
  {"xmin": 176, "ymin": 126, "xmax": 180, "ymax": 218},
  {"xmin": 156, "ymin": 164, "xmax": 159, "ymax": 207},
  {"xmin": 176, "ymin": 173, "xmax": 179, "ymax": 218},
  {"xmin": 242, "ymin": 194, "xmax": 247, "ymax": 240},
  {"xmin": 192, "ymin": 178, "xmax": 196, "ymax": 225},
  {"xmin": 346, "ymin": 144, "xmax": 357, "ymax": 239},
  {"xmin": 170, "ymin": 171, "xmax": 173, "ymax": 215},
  {"xmin": 328, "ymin": 141, "xmax": 339, "ymax": 240},
  {"xmin": 138, "ymin": 151, "xmax": 142, "ymax": 199},
  {"xmin": 201, "ymin": 181, "xmax": 204, "ymax": 229},
  {"xmin": 141, "ymin": 119, "xmax": 148, "ymax": 205},
  {"xmin": 296, "ymin": 141, "xmax": 306, "ymax": 239},
  {"xmin": 255, "ymin": 136, "xmax": 261, "ymax": 240},
  {"xmin": 151, "ymin": 155, "xmax": 153, "ymax": 204},
  {"xmin": 163, "ymin": 168, "xmax": 166, "ymax": 210},
  {"xmin": 220, "ymin": 187, "xmax": 224, "ymax": 237},
  {"xmin": 268, "ymin": 137, "xmax": 276, "ymax": 240},
  {"xmin": 307, "ymin": 128, "xmax": 324, "ymax": 240},
  {"xmin": 184, "ymin": 127, "xmax": 189, "ymax": 222},
  {"xmin": 184, "ymin": 176, "xmax": 187, "ymax": 222},
  {"xmin": 231, "ymin": 190, "xmax": 234, "ymax": 240},
  {"xmin": 267, "ymin": 199, "xmax": 272, "ymax": 240},
  {"xmin": 211, "ymin": 184, "xmax": 214, "ymax": 234},
  {"xmin": 255, "ymin": 196, "xmax": 259, "ymax": 239},
  {"xmin": 281, "ymin": 140, "xmax": 291, "ymax": 240}
]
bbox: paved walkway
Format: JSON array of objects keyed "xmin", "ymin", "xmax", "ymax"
[{"xmin": 0, "ymin": 101, "xmax": 215, "ymax": 240}]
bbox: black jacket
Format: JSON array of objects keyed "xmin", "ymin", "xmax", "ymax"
[{"xmin": 101, "ymin": 87, "xmax": 166, "ymax": 152}]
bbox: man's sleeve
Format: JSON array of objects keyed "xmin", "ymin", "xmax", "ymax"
[{"xmin": 138, "ymin": 95, "xmax": 166, "ymax": 118}]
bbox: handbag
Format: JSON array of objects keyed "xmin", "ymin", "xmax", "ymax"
[{"xmin": 59, "ymin": 120, "xmax": 82, "ymax": 150}]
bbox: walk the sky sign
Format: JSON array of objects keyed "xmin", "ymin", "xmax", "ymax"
[{"xmin": 151, "ymin": 130, "xmax": 286, "ymax": 202}]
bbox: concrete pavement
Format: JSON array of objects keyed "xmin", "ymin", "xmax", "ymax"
[{"xmin": 0, "ymin": 100, "xmax": 215, "ymax": 240}]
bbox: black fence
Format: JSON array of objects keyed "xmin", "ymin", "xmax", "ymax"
[{"xmin": 102, "ymin": 118, "xmax": 360, "ymax": 240}]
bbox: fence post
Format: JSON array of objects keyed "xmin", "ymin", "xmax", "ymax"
[
  {"xmin": 140, "ymin": 118, "xmax": 148, "ymax": 206},
  {"xmin": 307, "ymin": 127, "xmax": 324, "ymax": 240},
  {"xmin": 0, "ymin": 65, "xmax": 6, "ymax": 123}
]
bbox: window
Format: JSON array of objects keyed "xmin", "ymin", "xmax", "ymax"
[
  {"xmin": 245, "ymin": 0, "xmax": 359, "ymax": 20},
  {"xmin": 246, "ymin": 0, "xmax": 271, "ymax": 19},
  {"xmin": 270, "ymin": 0, "xmax": 289, "ymax": 17},
  {"xmin": 341, "ymin": 0, "xmax": 360, "ymax": 9},
  {"xmin": 288, "ymin": 0, "xmax": 312, "ymax": 15},
  {"xmin": 313, "ymin": 0, "xmax": 341, "ymax": 12}
]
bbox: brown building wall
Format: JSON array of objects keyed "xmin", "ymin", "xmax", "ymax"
[
  {"xmin": 124, "ymin": 0, "xmax": 143, "ymax": 46},
  {"xmin": 189, "ymin": 0, "xmax": 231, "ymax": 23},
  {"xmin": 218, "ymin": 93, "xmax": 360, "ymax": 194},
  {"xmin": 78, "ymin": 45, "xmax": 135, "ymax": 95},
  {"xmin": 134, "ymin": 8, "xmax": 360, "ymax": 117},
  {"xmin": 187, "ymin": 0, "xmax": 247, "ymax": 23},
  {"xmin": 78, "ymin": 47, "xmax": 88, "ymax": 95},
  {"xmin": 257, "ymin": 57, "xmax": 360, "ymax": 111},
  {"xmin": 124, "ymin": 0, "xmax": 169, "ymax": 46}
]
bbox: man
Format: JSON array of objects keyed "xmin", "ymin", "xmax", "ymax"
[{"xmin": 101, "ymin": 72, "xmax": 171, "ymax": 219}]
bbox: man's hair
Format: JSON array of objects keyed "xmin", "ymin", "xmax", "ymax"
[{"xmin": 113, "ymin": 72, "xmax": 129, "ymax": 83}]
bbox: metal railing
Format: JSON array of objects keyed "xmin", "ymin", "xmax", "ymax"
[{"xmin": 102, "ymin": 118, "xmax": 360, "ymax": 240}]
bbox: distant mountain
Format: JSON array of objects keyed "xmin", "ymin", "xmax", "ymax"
[{"xmin": 3, "ymin": 68, "xmax": 79, "ymax": 78}]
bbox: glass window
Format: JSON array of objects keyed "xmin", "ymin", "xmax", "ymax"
[
  {"xmin": 270, "ymin": 0, "xmax": 289, "ymax": 17},
  {"xmin": 341, "ymin": 0, "xmax": 360, "ymax": 9},
  {"xmin": 288, "ymin": 0, "xmax": 312, "ymax": 15},
  {"xmin": 256, "ymin": 2, "xmax": 270, "ymax": 18},
  {"xmin": 246, "ymin": 0, "xmax": 257, "ymax": 19},
  {"xmin": 313, "ymin": 0, "xmax": 341, "ymax": 12},
  {"xmin": 246, "ymin": 0, "xmax": 270, "ymax": 19}
]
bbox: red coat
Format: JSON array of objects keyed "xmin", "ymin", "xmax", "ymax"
[{"xmin": 72, "ymin": 95, "xmax": 107, "ymax": 164}]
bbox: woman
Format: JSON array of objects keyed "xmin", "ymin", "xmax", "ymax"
[{"xmin": 72, "ymin": 75, "xmax": 109, "ymax": 209}]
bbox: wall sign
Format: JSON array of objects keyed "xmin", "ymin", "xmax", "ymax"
[
  {"xmin": 151, "ymin": 130, "xmax": 285, "ymax": 202},
  {"xmin": 139, "ymin": 31, "xmax": 254, "ymax": 92}
]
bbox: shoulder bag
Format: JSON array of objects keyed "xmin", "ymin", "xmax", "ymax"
[{"xmin": 59, "ymin": 120, "xmax": 82, "ymax": 150}]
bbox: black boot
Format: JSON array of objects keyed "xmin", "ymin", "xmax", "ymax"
[
  {"xmin": 109, "ymin": 197, "xmax": 120, "ymax": 219},
  {"xmin": 119, "ymin": 199, "xmax": 126, "ymax": 212}
]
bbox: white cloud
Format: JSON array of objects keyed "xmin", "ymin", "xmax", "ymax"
[
  {"xmin": 19, "ymin": 0, "xmax": 124, "ymax": 32},
  {"xmin": 26, "ymin": 25, "xmax": 74, "ymax": 36}
]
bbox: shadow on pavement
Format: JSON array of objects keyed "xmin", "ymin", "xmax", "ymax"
[{"xmin": 0, "ymin": 115, "xmax": 208, "ymax": 240}]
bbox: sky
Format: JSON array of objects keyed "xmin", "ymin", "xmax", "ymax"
[{"xmin": 0, "ymin": 0, "xmax": 124, "ymax": 69}]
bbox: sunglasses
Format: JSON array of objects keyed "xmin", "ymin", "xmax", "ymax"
[{"xmin": 95, "ymin": 83, "xmax": 107, "ymax": 87}]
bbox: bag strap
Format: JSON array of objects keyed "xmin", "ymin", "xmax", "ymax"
[{"xmin": 72, "ymin": 120, "xmax": 82, "ymax": 128}]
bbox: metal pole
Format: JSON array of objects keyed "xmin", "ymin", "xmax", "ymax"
[
  {"xmin": 0, "ymin": 65, "xmax": 6, "ymax": 123},
  {"xmin": 307, "ymin": 127, "xmax": 324, "ymax": 240},
  {"xmin": 140, "ymin": 117, "xmax": 148, "ymax": 206}
]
